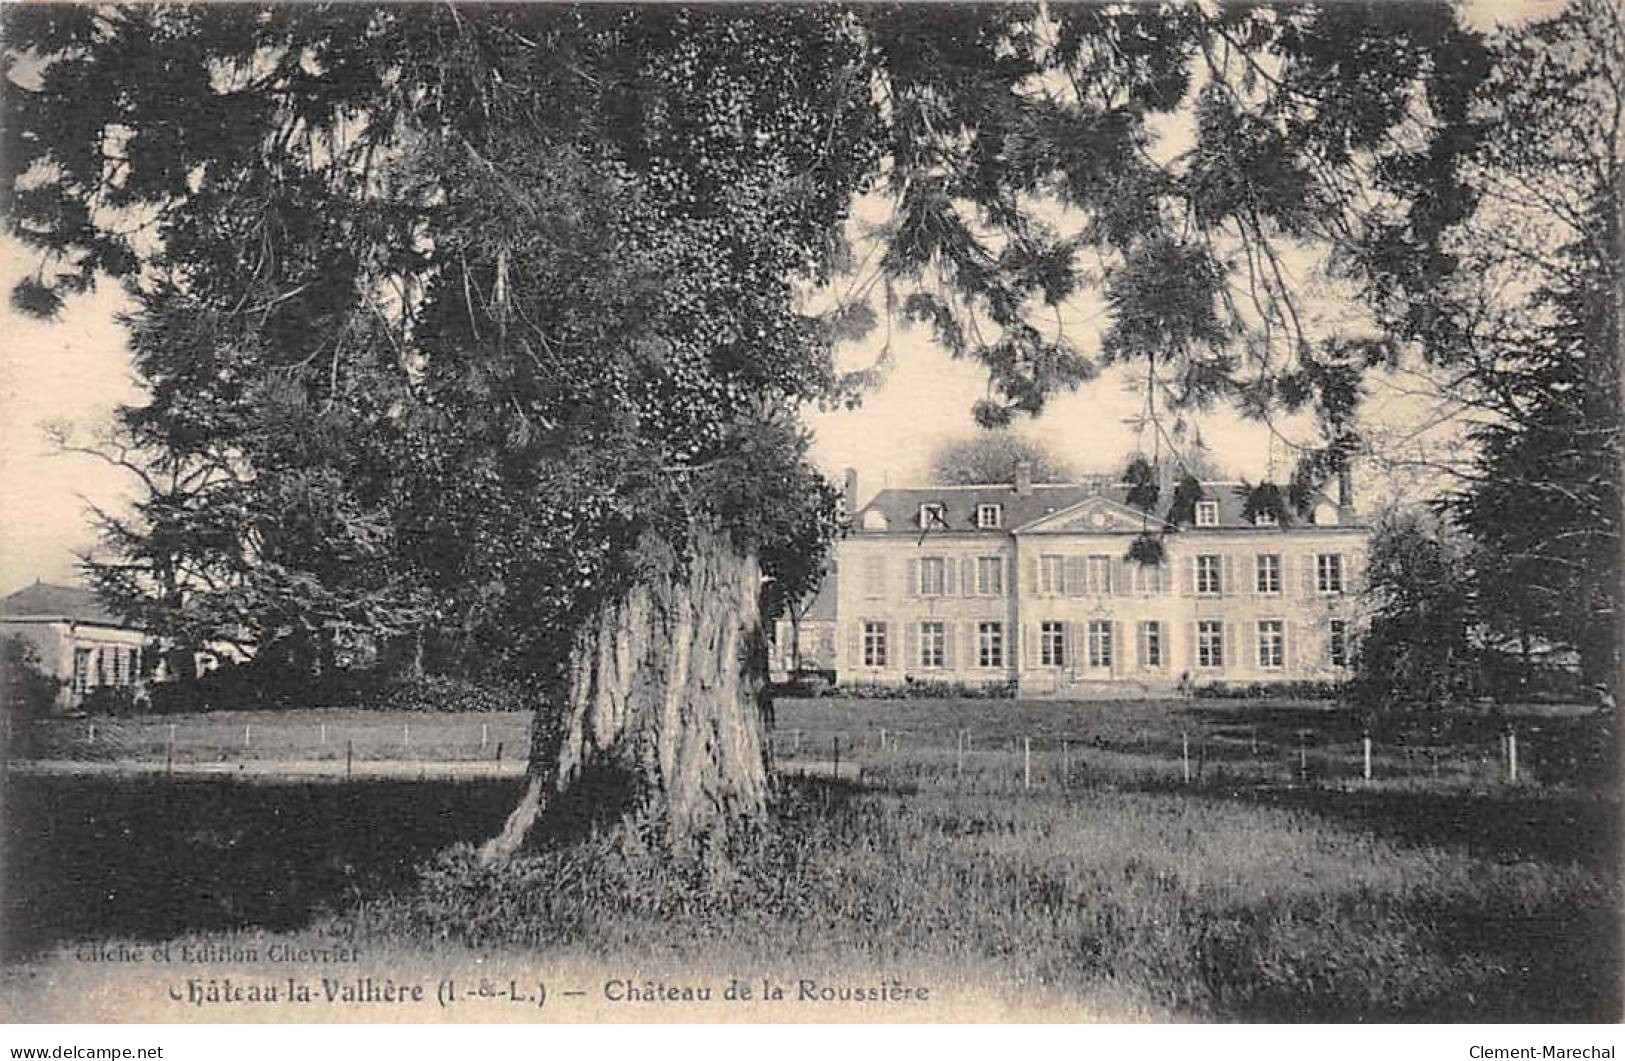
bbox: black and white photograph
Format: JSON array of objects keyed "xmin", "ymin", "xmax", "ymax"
[{"xmin": 0, "ymin": 0, "xmax": 1619, "ymax": 1040}]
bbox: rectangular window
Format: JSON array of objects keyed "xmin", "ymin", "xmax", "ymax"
[
  {"xmin": 1195, "ymin": 500, "xmax": 1219, "ymax": 526},
  {"xmin": 1198, "ymin": 620, "xmax": 1224, "ymax": 668},
  {"xmin": 1086, "ymin": 554, "xmax": 1113, "ymax": 595},
  {"xmin": 1317, "ymin": 553, "xmax": 1345, "ymax": 593},
  {"xmin": 1257, "ymin": 620, "xmax": 1285, "ymax": 669},
  {"xmin": 862, "ymin": 622, "xmax": 888, "ymax": 668},
  {"xmin": 919, "ymin": 556, "xmax": 947, "ymax": 596},
  {"xmin": 978, "ymin": 621, "xmax": 1005, "ymax": 668},
  {"xmin": 1329, "ymin": 619, "xmax": 1350, "ymax": 667},
  {"xmin": 1140, "ymin": 621, "xmax": 1163, "ymax": 668},
  {"xmin": 1253, "ymin": 510, "xmax": 1278, "ymax": 527},
  {"xmin": 1087, "ymin": 619, "xmax": 1113, "ymax": 668},
  {"xmin": 976, "ymin": 503, "xmax": 1003, "ymax": 529},
  {"xmin": 1196, "ymin": 554, "xmax": 1222, "ymax": 595},
  {"xmin": 920, "ymin": 621, "xmax": 946, "ymax": 669},
  {"xmin": 1040, "ymin": 621, "xmax": 1066, "ymax": 667},
  {"xmin": 975, "ymin": 556, "xmax": 1004, "ymax": 595},
  {"xmin": 1256, "ymin": 554, "xmax": 1282, "ymax": 595},
  {"xmin": 918, "ymin": 502, "xmax": 947, "ymax": 530},
  {"xmin": 1040, "ymin": 555, "xmax": 1066, "ymax": 595},
  {"xmin": 73, "ymin": 648, "xmax": 92, "ymax": 694}
]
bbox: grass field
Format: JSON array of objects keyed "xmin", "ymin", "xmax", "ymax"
[{"xmin": 3, "ymin": 696, "xmax": 1618, "ymax": 1021}]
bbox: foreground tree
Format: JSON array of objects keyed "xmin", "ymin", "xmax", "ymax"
[{"xmin": 4, "ymin": 4, "xmax": 1489, "ymax": 853}]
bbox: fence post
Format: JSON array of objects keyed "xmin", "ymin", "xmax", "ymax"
[
  {"xmin": 1508, "ymin": 728, "xmax": 1518, "ymax": 783},
  {"xmin": 495, "ymin": 740, "xmax": 503, "ymax": 762},
  {"xmin": 832, "ymin": 735, "xmax": 840, "ymax": 780},
  {"xmin": 1181, "ymin": 730, "xmax": 1190, "ymax": 785},
  {"xmin": 956, "ymin": 730, "xmax": 964, "ymax": 784},
  {"xmin": 1062, "ymin": 740, "xmax": 1070, "ymax": 790},
  {"xmin": 793, "ymin": 728, "xmax": 801, "ymax": 757},
  {"xmin": 1023, "ymin": 737, "xmax": 1031, "ymax": 791},
  {"xmin": 879, "ymin": 727, "xmax": 886, "ymax": 756},
  {"xmin": 1298, "ymin": 731, "xmax": 1307, "ymax": 781},
  {"xmin": 88, "ymin": 722, "xmax": 95, "ymax": 745},
  {"xmin": 166, "ymin": 723, "xmax": 175, "ymax": 777},
  {"xmin": 403, "ymin": 723, "xmax": 410, "ymax": 750},
  {"xmin": 320, "ymin": 722, "xmax": 327, "ymax": 746},
  {"xmin": 1250, "ymin": 725, "xmax": 1258, "ymax": 757},
  {"xmin": 1363, "ymin": 734, "xmax": 1372, "ymax": 782},
  {"xmin": 481, "ymin": 723, "xmax": 488, "ymax": 751},
  {"xmin": 346, "ymin": 738, "xmax": 353, "ymax": 779},
  {"xmin": 243, "ymin": 724, "xmax": 250, "ymax": 750}
]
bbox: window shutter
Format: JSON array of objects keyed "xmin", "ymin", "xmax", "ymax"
[
  {"xmin": 1136, "ymin": 622, "xmax": 1147, "ymax": 668},
  {"xmin": 962, "ymin": 558, "xmax": 976, "ymax": 597},
  {"xmin": 1247, "ymin": 556, "xmax": 1260, "ymax": 597},
  {"xmin": 1025, "ymin": 556, "xmax": 1039, "ymax": 597},
  {"xmin": 1062, "ymin": 621, "xmax": 1075, "ymax": 671},
  {"xmin": 1183, "ymin": 556, "xmax": 1196, "ymax": 597},
  {"xmin": 1023, "ymin": 623, "xmax": 1035, "ymax": 668},
  {"xmin": 1252, "ymin": 621, "xmax": 1262, "ymax": 672},
  {"xmin": 1221, "ymin": 554, "xmax": 1236, "ymax": 597},
  {"xmin": 1301, "ymin": 554, "xmax": 1316, "ymax": 598},
  {"xmin": 846, "ymin": 622, "xmax": 860, "ymax": 670},
  {"xmin": 1116, "ymin": 558, "xmax": 1132, "ymax": 596},
  {"xmin": 1006, "ymin": 557, "xmax": 1016, "ymax": 597},
  {"xmin": 1158, "ymin": 562, "xmax": 1170, "ymax": 595},
  {"xmin": 1281, "ymin": 621, "xmax": 1292, "ymax": 675},
  {"xmin": 1346, "ymin": 553, "xmax": 1361, "ymax": 594},
  {"xmin": 905, "ymin": 559, "xmax": 919, "ymax": 598},
  {"xmin": 1224, "ymin": 621, "xmax": 1238, "ymax": 672},
  {"xmin": 1278, "ymin": 553, "xmax": 1291, "ymax": 597},
  {"xmin": 905, "ymin": 622, "xmax": 920, "ymax": 671},
  {"xmin": 944, "ymin": 624, "xmax": 956, "ymax": 670},
  {"xmin": 943, "ymin": 558, "xmax": 956, "ymax": 595},
  {"xmin": 1187, "ymin": 622, "xmax": 1199, "ymax": 669},
  {"xmin": 1111, "ymin": 620, "xmax": 1124, "ymax": 674}
]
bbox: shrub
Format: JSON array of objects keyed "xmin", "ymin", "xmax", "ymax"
[
  {"xmin": 2, "ymin": 636, "xmax": 61, "ymax": 718},
  {"xmin": 835, "ymin": 678, "xmax": 1016, "ymax": 700}
]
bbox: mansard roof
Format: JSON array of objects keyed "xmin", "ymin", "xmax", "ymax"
[{"xmin": 852, "ymin": 479, "xmax": 1352, "ymax": 535}]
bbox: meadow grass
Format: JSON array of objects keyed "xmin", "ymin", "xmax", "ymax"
[{"xmin": 4, "ymin": 697, "xmax": 1618, "ymax": 1021}]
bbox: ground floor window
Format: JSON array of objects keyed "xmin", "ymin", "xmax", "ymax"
[
  {"xmin": 73, "ymin": 648, "xmax": 92, "ymax": 694},
  {"xmin": 1257, "ymin": 620, "xmax": 1285, "ymax": 669},
  {"xmin": 1139, "ymin": 621, "xmax": 1163, "ymax": 668},
  {"xmin": 920, "ymin": 621, "xmax": 946, "ymax": 668},
  {"xmin": 978, "ymin": 621, "xmax": 1004, "ymax": 668},
  {"xmin": 1198, "ymin": 620, "xmax": 1224, "ymax": 668},
  {"xmin": 863, "ymin": 621, "xmax": 888, "ymax": 668},
  {"xmin": 1328, "ymin": 619, "xmax": 1350, "ymax": 667},
  {"xmin": 1086, "ymin": 619, "xmax": 1113, "ymax": 668},
  {"xmin": 1040, "ymin": 621, "xmax": 1065, "ymax": 667}
]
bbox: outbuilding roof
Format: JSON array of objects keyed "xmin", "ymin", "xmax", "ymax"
[{"xmin": 0, "ymin": 582, "xmax": 129, "ymax": 627}]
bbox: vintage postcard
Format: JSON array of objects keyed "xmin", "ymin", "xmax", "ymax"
[{"xmin": 0, "ymin": 0, "xmax": 1618, "ymax": 1041}]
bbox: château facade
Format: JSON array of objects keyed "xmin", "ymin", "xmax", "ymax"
[{"xmin": 826, "ymin": 464, "xmax": 1369, "ymax": 698}]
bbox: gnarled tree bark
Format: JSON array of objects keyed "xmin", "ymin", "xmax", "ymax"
[{"xmin": 482, "ymin": 526, "xmax": 772, "ymax": 860}]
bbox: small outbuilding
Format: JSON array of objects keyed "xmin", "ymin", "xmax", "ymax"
[{"xmin": 0, "ymin": 581, "xmax": 149, "ymax": 712}]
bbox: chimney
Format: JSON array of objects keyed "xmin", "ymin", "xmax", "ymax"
[
  {"xmin": 842, "ymin": 467, "xmax": 859, "ymax": 522},
  {"xmin": 1013, "ymin": 459, "xmax": 1033, "ymax": 497},
  {"xmin": 1337, "ymin": 464, "xmax": 1354, "ymax": 511}
]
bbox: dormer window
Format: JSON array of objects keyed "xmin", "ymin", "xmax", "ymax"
[
  {"xmin": 1253, "ymin": 510, "xmax": 1278, "ymax": 527},
  {"xmin": 1195, "ymin": 500, "xmax": 1219, "ymax": 527},
  {"xmin": 918, "ymin": 502, "xmax": 947, "ymax": 530},
  {"xmin": 976, "ymin": 503, "xmax": 1003, "ymax": 529}
]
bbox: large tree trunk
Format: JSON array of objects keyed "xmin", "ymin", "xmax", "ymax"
[{"xmin": 483, "ymin": 527, "xmax": 772, "ymax": 860}]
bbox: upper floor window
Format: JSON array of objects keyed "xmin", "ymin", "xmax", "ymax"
[
  {"xmin": 1196, "ymin": 554, "xmax": 1222, "ymax": 596},
  {"xmin": 1040, "ymin": 554, "xmax": 1066, "ymax": 595},
  {"xmin": 976, "ymin": 503, "xmax": 1003, "ymax": 529},
  {"xmin": 1086, "ymin": 554, "xmax": 1114, "ymax": 595},
  {"xmin": 1256, "ymin": 554, "xmax": 1282, "ymax": 595},
  {"xmin": 1253, "ymin": 510, "xmax": 1278, "ymax": 527},
  {"xmin": 1195, "ymin": 500, "xmax": 1219, "ymax": 527},
  {"xmin": 919, "ymin": 556, "xmax": 947, "ymax": 596},
  {"xmin": 1316, "ymin": 553, "xmax": 1345, "ymax": 594},
  {"xmin": 918, "ymin": 502, "xmax": 947, "ymax": 530},
  {"xmin": 975, "ymin": 556, "xmax": 1004, "ymax": 595},
  {"xmin": 863, "ymin": 556, "xmax": 887, "ymax": 597}
]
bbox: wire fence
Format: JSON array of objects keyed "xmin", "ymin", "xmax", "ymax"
[{"xmin": 2, "ymin": 705, "xmax": 1612, "ymax": 793}]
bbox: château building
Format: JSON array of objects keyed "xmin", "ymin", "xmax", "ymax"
[{"xmin": 819, "ymin": 463, "xmax": 1368, "ymax": 698}]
